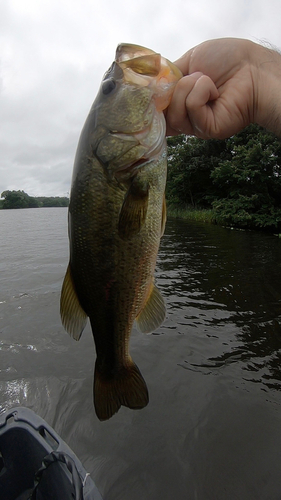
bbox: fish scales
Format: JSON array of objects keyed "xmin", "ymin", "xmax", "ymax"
[
  {"xmin": 60, "ymin": 43, "xmax": 182, "ymax": 420},
  {"xmin": 70, "ymin": 156, "xmax": 165, "ymax": 354}
]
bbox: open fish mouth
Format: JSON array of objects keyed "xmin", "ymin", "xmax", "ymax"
[{"xmin": 116, "ymin": 43, "xmax": 182, "ymax": 111}]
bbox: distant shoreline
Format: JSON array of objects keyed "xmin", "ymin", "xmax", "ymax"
[
  {"xmin": 0, "ymin": 190, "xmax": 69, "ymax": 209},
  {"xmin": 0, "ymin": 205, "xmax": 69, "ymax": 210}
]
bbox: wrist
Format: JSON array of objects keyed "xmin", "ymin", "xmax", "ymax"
[{"xmin": 252, "ymin": 43, "xmax": 281, "ymax": 135}]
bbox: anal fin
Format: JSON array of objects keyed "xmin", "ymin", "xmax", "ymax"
[
  {"xmin": 60, "ymin": 264, "xmax": 88, "ymax": 340},
  {"xmin": 136, "ymin": 282, "xmax": 166, "ymax": 334}
]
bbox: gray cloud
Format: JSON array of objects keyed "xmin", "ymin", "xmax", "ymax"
[{"xmin": 1, "ymin": 0, "xmax": 281, "ymax": 196}]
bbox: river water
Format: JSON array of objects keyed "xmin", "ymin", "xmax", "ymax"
[{"xmin": 1, "ymin": 207, "xmax": 281, "ymax": 499}]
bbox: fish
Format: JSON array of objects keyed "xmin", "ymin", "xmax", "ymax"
[{"xmin": 60, "ymin": 43, "xmax": 182, "ymax": 421}]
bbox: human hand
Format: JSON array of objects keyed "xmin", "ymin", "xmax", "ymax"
[{"xmin": 165, "ymin": 38, "xmax": 281, "ymax": 139}]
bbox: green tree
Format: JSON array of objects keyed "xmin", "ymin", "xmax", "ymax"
[
  {"xmin": 211, "ymin": 125, "xmax": 281, "ymax": 230},
  {"xmin": 37, "ymin": 196, "xmax": 69, "ymax": 207},
  {"xmin": 1, "ymin": 190, "xmax": 40, "ymax": 209},
  {"xmin": 167, "ymin": 135, "xmax": 229, "ymax": 208},
  {"xmin": 0, "ymin": 191, "xmax": 69, "ymax": 209},
  {"xmin": 166, "ymin": 124, "xmax": 281, "ymax": 231}
]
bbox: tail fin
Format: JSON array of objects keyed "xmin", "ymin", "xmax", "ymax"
[{"xmin": 94, "ymin": 360, "xmax": 149, "ymax": 421}]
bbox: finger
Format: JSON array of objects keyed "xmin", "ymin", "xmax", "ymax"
[
  {"xmin": 184, "ymin": 75, "xmax": 222, "ymax": 138},
  {"xmin": 185, "ymin": 75, "xmax": 219, "ymax": 109},
  {"xmin": 165, "ymin": 73, "xmax": 204, "ymax": 136},
  {"xmin": 173, "ymin": 48, "xmax": 194, "ymax": 76}
]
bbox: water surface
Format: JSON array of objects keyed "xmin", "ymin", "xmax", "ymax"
[{"xmin": 1, "ymin": 208, "xmax": 281, "ymax": 499}]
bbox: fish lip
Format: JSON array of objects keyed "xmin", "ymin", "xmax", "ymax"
[
  {"xmin": 115, "ymin": 43, "xmax": 157, "ymax": 62},
  {"xmin": 115, "ymin": 43, "xmax": 182, "ymax": 80},
  {"xmin": 166, "ymin": 59, "xmax": 183, "ymax": 81}
]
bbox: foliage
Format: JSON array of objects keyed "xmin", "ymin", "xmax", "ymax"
[
  {"xmin": 36, "ymin": 196, "xmax": 69, "ymax": 207},
  {"xmin": 167, "ymin": 207, "xmax": 213, "ymax": 223},
  {"xmin": 166, "ymin": 124, "xmax": 281, "ymax": 231},
  {"xmin": 1, "ymin": 190, "xmax": 39, "ymax": 209},
  {"xmin": 0, "ymin": 190, "xmax": 69, "ymax": 209},
  {"xmin": 166, "ymin": 134, "xmax": 229, "ymax": 208},
  {"xmin": 211, "ymin": 125, "xmax": 281, "ymax": 230}
]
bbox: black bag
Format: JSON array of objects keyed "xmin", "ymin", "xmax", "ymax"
[{"xmin": 31, "ymin": 451, "xmax": 84, "ymax": 500}]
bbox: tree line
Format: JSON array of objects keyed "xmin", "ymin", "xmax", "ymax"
[
  {"xmin": 2, "ymin": 124, "xmax": 281, "ymax": 230},
  {"xmin": 0, "ymin": 190, "xmax": 69, "ymax": 209},
  {"xmin": 166, "ymin": 124, "xmax": 281, "ymax": 232}
]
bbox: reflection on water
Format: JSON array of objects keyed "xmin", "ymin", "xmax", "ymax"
[
  {"xmin": 1, "ymin": 209, "xmax": 281, "ymax": 499},
  {"xmin": 158, "ymin": 219, "xmax": 281, "ymax": 393}
]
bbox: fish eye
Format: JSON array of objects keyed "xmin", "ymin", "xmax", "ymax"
[{"xmin": 102, "ymin": 78, "xmax": 116, "ymax": 95}]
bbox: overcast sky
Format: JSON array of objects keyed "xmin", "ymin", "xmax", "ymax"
[{"xmin": 1, "ymin": 0, "xmax": 281, "ymax": 197}]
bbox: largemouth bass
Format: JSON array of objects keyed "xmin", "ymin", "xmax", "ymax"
[{"xmin": 60, "ymin": 44, "xmax": 182, "ymax": 421}]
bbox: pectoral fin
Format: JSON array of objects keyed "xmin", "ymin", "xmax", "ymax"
[
  {"xmin": 136, "ymin": 282, "xmax": 166, "ymax": 334},
  {"xmin": 118, "ymin": 177, "xmax": 149, "ymax": 240},
  {"xmin": 60, "ymin": 264, "xmax": 88, "ymax": 340}
]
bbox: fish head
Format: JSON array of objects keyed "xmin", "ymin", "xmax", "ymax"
[
  {"xmin": 115, "ymin": 43, "xmax": 182, "ymax": 112},
  {"xmin": 92, "ymin": 44, "xmax": 182, "ymax": 178}
]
